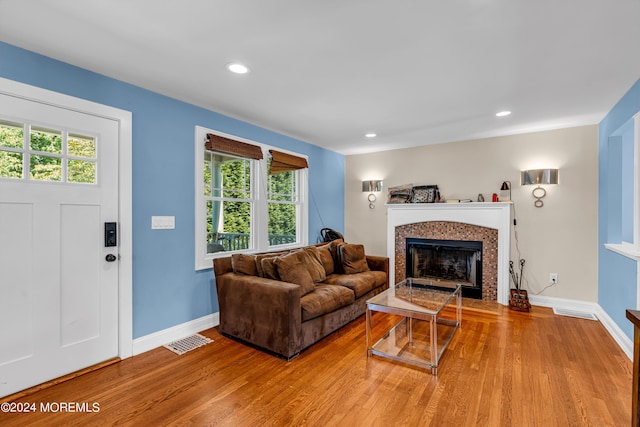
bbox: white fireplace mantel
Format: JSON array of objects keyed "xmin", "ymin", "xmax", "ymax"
[{"xmin": 387, "ymin": 202, "xmax": 512, "ymax": 305}]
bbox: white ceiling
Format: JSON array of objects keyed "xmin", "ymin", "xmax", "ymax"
[{"xmin": 1, "ymin": 0, "xmax": 638, "ymax": 155}]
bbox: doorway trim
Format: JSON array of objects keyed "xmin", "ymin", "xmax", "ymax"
[{"xmin": 0, "ymin": 76, "xmax": 133, "ymax": 359}]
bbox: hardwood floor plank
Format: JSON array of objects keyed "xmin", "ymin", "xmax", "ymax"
[{"xmin": 0, "ymin": 306, "xmax": 632, "ymax": 426}]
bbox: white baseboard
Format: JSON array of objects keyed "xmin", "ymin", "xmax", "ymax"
[
  {"xmin": 132, "ymin": 312, "xmax": 220, "ymax": 356},
  {"xmin": 593, "ymin": 306, "xmax": 633, "ymax": 360},
  {"xmin": 529, "ymin": 295, "xmax": 632, "ymax": 360}
]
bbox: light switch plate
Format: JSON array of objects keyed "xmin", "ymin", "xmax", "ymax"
[{"xmin": 151, "ymin": 216, "xmax": 175, "ymax": 229}]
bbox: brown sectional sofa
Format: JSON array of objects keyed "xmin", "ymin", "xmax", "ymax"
[{"xmin": 213, "ymin": 241, "xmax": 389, "ymax": 359}]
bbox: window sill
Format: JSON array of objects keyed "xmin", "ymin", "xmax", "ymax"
[{"xmin": 605, "ymin": 243, "xmax": 640, "ymax": 261}]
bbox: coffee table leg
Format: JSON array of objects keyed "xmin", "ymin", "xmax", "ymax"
[
  {"xmin": 366, "ymin": 307, "xmax": 372, "ymax": 357},
  {"xmin": 457, "ymin": 287, "xmax": 462, "ymax": 327},
  {"xmin": 430, "ymin": 315, "xmax": 438, "ymax": 375}
]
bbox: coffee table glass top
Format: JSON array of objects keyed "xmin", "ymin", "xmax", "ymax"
[{"xmin": 367, "ymin": 278, "xmax": 461, "ymax": 315}]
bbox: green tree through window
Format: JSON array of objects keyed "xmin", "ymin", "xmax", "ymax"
[
  {"xmin": 268, "ymin": 160, "xmax": 297, "ymax": 244},
  {"xmin": 205, "ymin": 153, "xmax": 252, "ymax": 252},
  {"xmin": 197, "ymin": 126, "xmax": 307, "ymax": 265},
  {"xmin": 0, "ymin": 120, "xmax": 96, "ymax": 183},
  {"xmin": 0, "ymin": 120, "xmax": 24, "ymax": 178}
]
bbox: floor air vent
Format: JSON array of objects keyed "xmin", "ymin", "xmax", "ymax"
[
  {"xmin": 552, "ymin": 307, "xmax": 598, "ymax": 321},
  {"xmin": 164, "ymin": 334, "xmax": 213, "ymax": 355}
]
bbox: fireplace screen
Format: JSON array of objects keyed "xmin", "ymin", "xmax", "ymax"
[{"xmin": 406, "ymin": 238, "xmax": 483, "ymax": 299}]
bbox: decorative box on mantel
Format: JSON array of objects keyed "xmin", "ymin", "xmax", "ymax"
[{"xmin": 386, "ymin": 202, "xmax": 512, "ymax": 305}]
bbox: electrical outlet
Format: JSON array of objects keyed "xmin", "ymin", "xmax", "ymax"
[{"xmin": 550, "ymin": 273, "xmax": 558, "ymax": 285}]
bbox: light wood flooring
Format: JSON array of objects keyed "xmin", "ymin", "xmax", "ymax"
[{"xmin": 0, "ymin": 305, "xmax": 632, "ymax": 426}]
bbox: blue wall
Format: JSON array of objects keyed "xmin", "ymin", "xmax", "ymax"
[
  {"xmin": 0, "ymin": 42, "xmax": 345, "ymax": 338},
  {"xmin": 598, "ymin": 79, "xmax": 640, "ymax": 339}
]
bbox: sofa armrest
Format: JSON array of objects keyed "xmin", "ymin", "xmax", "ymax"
[
  {"xmin": 366, "ymin": 255, "xmax": 389, "ymax": 276},
  {"xmin": 213, "ymin": 256, "xmax": 233, "ymax": 277},
  {"xmin": 216, "ymin": 273, "xmax": 302, "ymax": 358}
]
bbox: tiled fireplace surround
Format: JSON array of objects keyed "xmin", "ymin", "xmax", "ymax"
[{"xmin": 387, "ymin": 203, "xmax": 512, "ymax": 305}]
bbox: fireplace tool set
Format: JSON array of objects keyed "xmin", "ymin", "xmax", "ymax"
[{"xmin": 509, "ymin": 259, "xmax": 531, "ymax": 312}]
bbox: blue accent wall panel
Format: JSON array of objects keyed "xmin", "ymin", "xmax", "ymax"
[
  {"xmin": 0, "ymin": 42, "xmax": 345, "ymax": 338},
  {"xmin": 620, "ymin": 123, "xmax": 635, "ymax": 242},
  {"xmin": 598, "ymin": 79, "xmax": 640, "ymax": 339},
  {"xmin": 606, "ymin": 136, "xmax": 623, "ymax": 243}
]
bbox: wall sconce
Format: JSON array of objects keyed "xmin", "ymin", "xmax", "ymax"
[
  {"xmin": 521, "ymin": 169, "xmax": 559, "ymax": 208},
  {"xmin": 362, "ymin": 180, "xmax": 383, "ymax": 209},
  {"xmin": 500, "ymin": 181, "xmax": 511, "ymax": 202}
]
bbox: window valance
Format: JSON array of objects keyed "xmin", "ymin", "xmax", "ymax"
[
  {"xmin": 205, "ymin": 133, "xmax": 263, "ymax": 160},
  {"xmin": 269, "ymin": 150, "xmax": 309, "ymax": 174}
]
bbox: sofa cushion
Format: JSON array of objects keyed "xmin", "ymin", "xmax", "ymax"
[
  {"xmin": 323, "ymin": 271, "xmax": 387, "ymax": 298},
  {"xmin": 255, "ymin": 252, "xmax": 286, "ymax": 277},
  {"xmin": 231, "ymin": 254, "xmax": 258, "ymax": 276},
  {"xmin": 338, "ymin": 243, "xmax": 370, "ymax": 274},
  {"xmin": 275, "ymin": 252, "xmax": 315, "ymax": 296},
  {"xmin": 315, "ymin": 243, "xmax": 335, "ymax": 275},
  {"xmin": 300, "ymin": 284, "xmax": 355, "ymax": 322},
  {"xmin": 299, "ymin": 247, "xmax": 327, "ymax": 283},
  {"xmin": 329, "ymin": 239, "xmax": 345, "ymax": 274},
  {"xmin": 261, "ymin": 257, "xmax": 280, "ymax": 280}
]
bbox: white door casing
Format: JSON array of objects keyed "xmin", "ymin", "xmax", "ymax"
[{"xmin": 0, "ymin": 78, "xmax": 132, "ymax": 397}]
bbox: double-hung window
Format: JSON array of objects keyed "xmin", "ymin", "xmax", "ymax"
[
  {"xmin": 195, "ymin": 127, "xmax": 308, "ymax": 270},
  {"xmin": 267, "ymin": 150, "xmax": 306, "ymax": 247}
]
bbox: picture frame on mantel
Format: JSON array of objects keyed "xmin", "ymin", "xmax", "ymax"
[
  {"xmin": 386, "ymin": 184, "xmax": 413, "ymax": 204},
  {"xmin": 410, "ymin": 185, "xmax": 440, "ymax": 203}
]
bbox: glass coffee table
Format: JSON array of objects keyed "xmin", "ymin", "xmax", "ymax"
[{"xmin": 365, "ymin": 278, "xmax": 461, "ymax": 375}]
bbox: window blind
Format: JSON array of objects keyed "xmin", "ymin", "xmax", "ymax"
[
  {"xmin": 269, "ymin": 150, "xmax": 308, "ymax": 174},
  {"xmin": 205, "ymin": 133, "xmax": 263, "ymax": 160}
]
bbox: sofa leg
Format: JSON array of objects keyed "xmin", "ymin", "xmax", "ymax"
[{"xmin": 283, "ymin": 352, "xmax": 300, "ymax": 361}]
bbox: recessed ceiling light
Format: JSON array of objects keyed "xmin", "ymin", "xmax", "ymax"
[
  {"xmin": 496, "ymin": 111, "xmax": 512, "ymax": 117},
  {"xmin": 226, "ymin": 63, "xmax": 250, "ymax": 74},
  {"xmin": 365, "ymin": 133, "xmax": 377, "ymax": 138}
]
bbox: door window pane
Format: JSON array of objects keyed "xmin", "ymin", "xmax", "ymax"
[
  {"xmin": 0, "ymin": 120, "xmax": 23, "ymax": 149},
  {"xmin": 68, "ymin": 134, "xmax": 96, "ymax": 158},
  {"xmin": 0, "ymin": 150, "xmax": 23, "ymax": 178},
  {"xmin": 68, "ymin": 160, "xmax": 96, "ymax": 184},
  {"xmin": 30, "ymin": 155, "xmax": 62, "ymax": 181},
  {"xmin": 30, "ymin": 127, "xmax": 62, "ymax": 154}
]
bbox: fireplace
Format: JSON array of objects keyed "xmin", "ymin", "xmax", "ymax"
[
  {"xmin": 387, "ymin": 203, "xmax": 511, "ymax": 304},
  {"xmin": 406, "ymin": 238, "xmax": 483, "ymax": 299}
]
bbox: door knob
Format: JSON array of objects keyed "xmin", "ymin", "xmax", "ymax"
[{"xmin": 105, "ymin": 254, "xmax": 117, "ymax": 262}]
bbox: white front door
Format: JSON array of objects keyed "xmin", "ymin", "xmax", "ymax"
[{"xmin": 0, "ymin": 91, "xmax": 120, "ymax": 398}]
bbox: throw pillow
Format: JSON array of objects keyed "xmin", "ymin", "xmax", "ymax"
[
  {"xmin": 338, "ymin": 243, "xmax": 370, "ymax": 274},
  {"xmin": 330, "ymin": 239, "xmax": 345, "ymax": 274},
  {"xmin": 315, "ymin": 243, "xmax": 335, "ymax": 275},
  {"xmin": 275, "ymin": 252, "xmax": 315, "ymax": 295},
  {"xmin": 231, "ymin": 254, "xmax": 258, "ymax": 276},
  {"xmin": 255, "ymin": 252, "xmax": 285, "ymax": 277},
  {"xmin": 260, "ymin": 257, "xmax": 280, "ymax": 280},
  {"xmin": 301, "ymin": 247, "xmax": 327, "ymax": 283}
]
